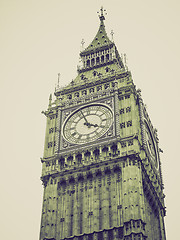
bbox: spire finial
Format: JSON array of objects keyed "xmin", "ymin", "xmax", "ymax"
[
  {"xmin": 57, "ymin": 73, "xmax": 60, "ymax": 88},
  {"xmin": 110, "ymin": 30, "xmax": 114, "ymax": 41},
  {"xmin": 49, "ymin": 94, "xmax": 52, "ymax": 107},
  {"xmin": 124, "ymin": 54, "xmax": 128, "ymax": 71},
  {"xmin": 97, "ymin": 6, "xmax": 107, "ymax": 21},
  {"xmin": 81, "ymin": 39, "xmax": 85, "ymax": 51}
]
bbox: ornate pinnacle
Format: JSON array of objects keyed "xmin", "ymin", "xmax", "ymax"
[
  {"xmin": 58, "ymin": 73, "xmax": 60, "ymax": 88},
  {"xmin": 110, "ymin": 30, "xmax": 114, "ymax": 41},
  {"xmin": 49, "ymin": 93, "xmax": 52, "ymax": 101},
  {"xmin": 81, "ymin": 39, "xmax": 85, "ymax": 51},
  {"xmin": 48, "ymin": 94, "xmax": 52, "ymax": 107},
  {"xmin": 97, "ymin": 6, "xmax": 107, "ymax": 21}
]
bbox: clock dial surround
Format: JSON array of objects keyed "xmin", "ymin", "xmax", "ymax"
[
  {"xmin": 62, "ymin": 103, "xmax": 113, "ymax": 144},
  {"xmin": 144, "ymin": 121, "xmax": 158, "ymax": 168}
]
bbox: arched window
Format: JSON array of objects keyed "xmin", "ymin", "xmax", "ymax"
[
  {"xmin": 105, "ymin": 67, "xmax": 109, "ymax": 73},
  {"xmin": 96, "ymin": 57, "xmax": 100, "ymax": 64},
  {"xmin": 87, "ymin": 59, "xmax": 90, "ymax": 67},
  {"xmin": 102, "ymin": 146, "xmax": 108, "ymax": 156},
  {"xmin": 59, "ymin": 157, "xmax": 65, "ymax": 168},
  {"xmin": 93, "ymin": 71, "xmax": 97, "ymax": 77},
  {"xmin": 76, "ymin": 153, "xmax": 82, "ymax": 164},
  {"xmin": 74, "ymin": 92, "xmax": 79, "ymax": 98},
  {"xmin": 93, "ymin": 149, "xmax": 100, "ymax": 159},
  {"xmin": 91, "ymin": 58, "xmax": 95, "ymax": 66},
  {"xmin": 67, "ymin": 155, "xmax": 73, "ymax": 163},
  {"xmin": 106, "ymin": 54, "xmax": 109, "ymax": 61},
  {"xmin": 58, "ymin": 179, "xmax": 66, "ymax": 190},
  {"xmin": 97, "ymin": 85, "xmax": 102, "ymax": 91},
  {"xmin": 78, "ymin": 174, "xmax": 84, "ymax": 182},
  {"xmin": 111, "ymin": 144, "xmax": 117, "ymax": 154},
  {"xmin": 89, "ymin": 88, "xmax": 94, "ymax": 93},
  {"xmin": 85, "ymin": 151, "xmax": 91, "ymax": 160},
  {"xmin": 68, "ymin": 94, "xmax": 72, "ymax": 100},
  {"xmin": 104, "ymin": 83, "xmax": 110, "ymax": 89},
  {"xmin": 82, "ymin": 90, "xmax": 87, "ymax": 95},
  {"xmin": 80, "ymin": 74, "xmax": 85, "ymax": 80},
  {"xmin": 101, "ymin": 55, "xmax": 104, "ymax": 63}
]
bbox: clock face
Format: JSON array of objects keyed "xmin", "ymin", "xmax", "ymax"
[
  {"xmin": 144, "ymin": 121, "xmax": 158, "ymax": 167},
  {"xmin": 63, "ymin": 104, "xmax": 113, "ymax": 144}
]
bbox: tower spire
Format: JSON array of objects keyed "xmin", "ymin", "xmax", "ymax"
[{"xmin": 80, "ymin": 7, "xmax": 111, "ymax": 54}]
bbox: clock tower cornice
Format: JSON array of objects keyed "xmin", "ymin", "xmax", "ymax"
[
  {"xmin": 141, "ymin": 163, "xmax": 166, "ymax": 215},
  {"xmin": 41, "ymin": 152, "xmax": 140, "ymax": 179},
  {"xmin": 55, "ymin": 70, "xmax": 131, "ymax": 97}
]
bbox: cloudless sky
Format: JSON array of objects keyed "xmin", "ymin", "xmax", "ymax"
[{"xmin": 0, "ymin": 0, "xmax": 180, "ymax": 239}]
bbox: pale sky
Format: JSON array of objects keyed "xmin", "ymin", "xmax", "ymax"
[{"xmin": 0, "ymin": 0, "xmax": 180, "ymax": 239}]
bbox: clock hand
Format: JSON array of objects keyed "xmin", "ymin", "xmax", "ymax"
[
  {"xmin": 88, "ymin": 123, "xmax": 104, "ymax": 128},
  {"xmin": 89, "ymin": 123, "xmax": 98, "ymax": 127},
  {"xmin": 80, "ymin": 111, "xmax": 91, "ymax": 128},
  {"xmin": 80, "ymin": 111, "xmax": 88, "ymax": 123}
]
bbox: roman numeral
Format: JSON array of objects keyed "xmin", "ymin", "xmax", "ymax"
[
  {"xmin": 100, "ymin": 113, "xmax": 106, "ymax": 117},
  {"xmin": 77, "ymin": 134, "xmax": 82, "ymax": 139},
  {"xmin": 86, "ymin": 135, "xmax": 90, "ymax": 140},
  {"xmin": 99, "ymin": 125, "xmax": 106, "ymax": 128},
  {"xmin": 95, "ymin": 107, "xmax": 101, "ymax": 114},
  {"xmin": 72, "ymin": 132, "xmax": 77, "ymax": 137}
]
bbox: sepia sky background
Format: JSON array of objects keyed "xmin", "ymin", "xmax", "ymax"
[{"xmin": 0, "ymin": 0, "xmax": 180, "ymax": 239}]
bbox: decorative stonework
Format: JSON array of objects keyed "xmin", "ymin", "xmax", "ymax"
[{"xmin": 40, "ymin": 9, "xmax": 166, "ymax": 240}]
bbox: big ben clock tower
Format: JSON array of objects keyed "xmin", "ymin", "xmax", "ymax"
[{"xmin": 40, "ymin": 8, "xmax": 166, "ymax": 240}]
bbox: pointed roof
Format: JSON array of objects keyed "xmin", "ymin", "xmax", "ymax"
[
  {"xmin": 54, "ymin": 8, "xmax": 126, "ymax": 96},
  {"xmin": 80, "ymin": 7, "xmax": 113, "ymax": 55}
]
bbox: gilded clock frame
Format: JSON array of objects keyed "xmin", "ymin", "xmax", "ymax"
[{"xmin": 60, "ymin": 97, "xmax": 115, "ymax": 150}]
